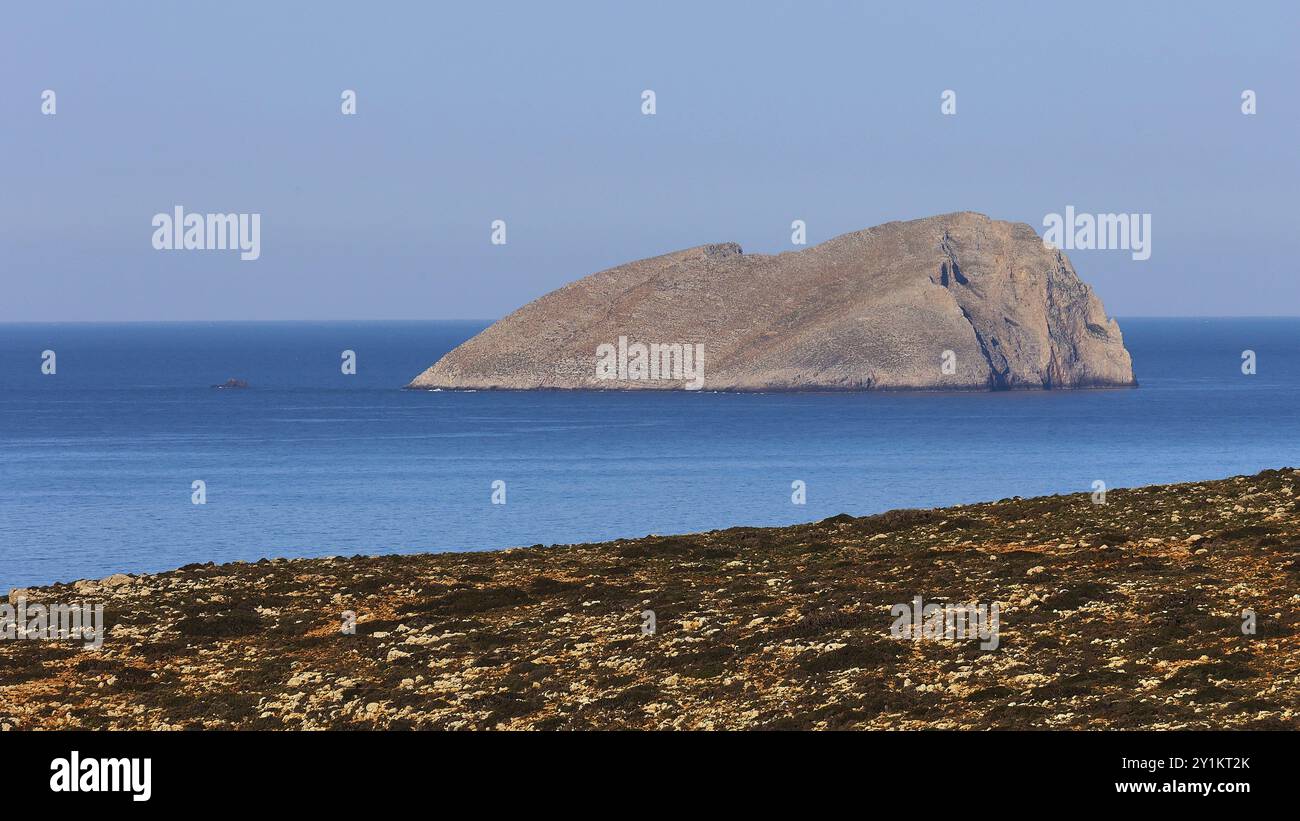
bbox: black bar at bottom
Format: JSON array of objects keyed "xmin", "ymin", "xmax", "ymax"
[{"xmin": 6, "ymin": 729, "xmax": 1282, "ymax": 809}]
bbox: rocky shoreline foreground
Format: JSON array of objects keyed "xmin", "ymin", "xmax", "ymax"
[{"xmin": 4, "ymin": 470, "xmax": 1299, "ymax": 730}]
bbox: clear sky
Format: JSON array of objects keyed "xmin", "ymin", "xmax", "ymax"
[{"xmin": 2, "ymin": 1, "xmax": 1297, "ymax": 321}]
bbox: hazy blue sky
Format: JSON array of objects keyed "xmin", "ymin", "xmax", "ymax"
[{"xmin": 3, "ymin": 1, "xmax": 1297, "ymax": 321}]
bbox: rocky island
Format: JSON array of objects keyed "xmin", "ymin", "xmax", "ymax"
[
  {"xmin": 2, "ymin": 469, "xmax": 1295, "ymax": 730},
  {"xmin": 409, "ymin": 212, "xmax": 1135, "ymax": 391}
]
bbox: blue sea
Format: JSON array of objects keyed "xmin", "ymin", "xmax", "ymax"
[{"xmin": 2, "ymin": 318, "xmax": 1297, "ymax": 589}]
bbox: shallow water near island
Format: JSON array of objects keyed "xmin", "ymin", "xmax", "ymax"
[{"xmin": 2, "ymin": 317, "xmax": 1298, "ymax": 588}]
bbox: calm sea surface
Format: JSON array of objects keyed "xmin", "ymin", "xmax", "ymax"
[{"xmin": 2, "ymin": 318, "xmax": 1297, "ymax": 588}]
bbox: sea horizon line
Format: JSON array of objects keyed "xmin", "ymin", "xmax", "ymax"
[{"xmin": 4, "ymin": 315, "xmax": 1300, "ymax": 326}]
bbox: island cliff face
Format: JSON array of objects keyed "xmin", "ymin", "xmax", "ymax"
[{"xmin": 408, "ymin": 212, "xmax": 1135, "ymax": 391}]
